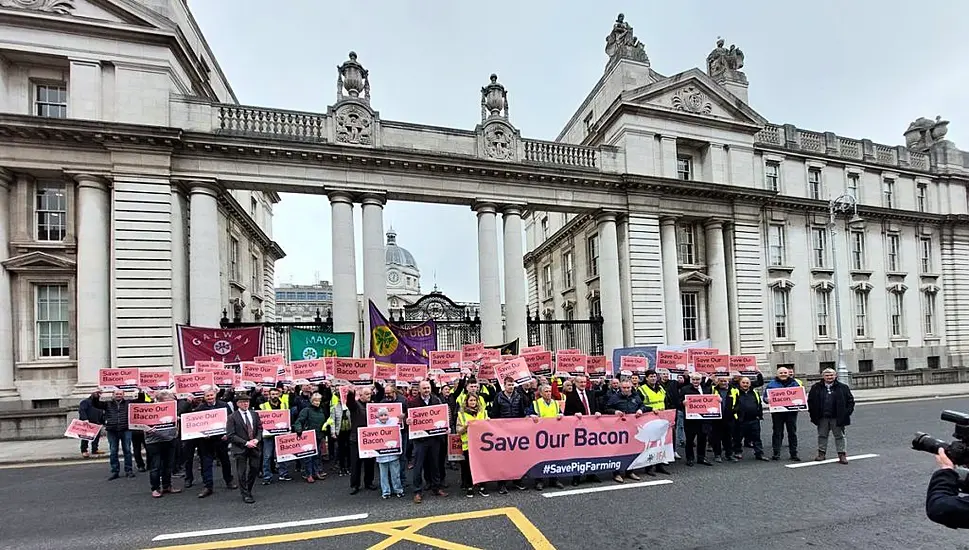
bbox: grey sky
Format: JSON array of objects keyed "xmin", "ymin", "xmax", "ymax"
[{"xmin": 191, "ymin": 0, "xmax": 968, "ymax": 303}]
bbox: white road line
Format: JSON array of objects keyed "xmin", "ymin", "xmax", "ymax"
[
  {"xmin": 541, "ymin": 479, "xmax": 672, "ymax": 498},
  {"xmin": 785, "ymin": 453, "xmax": 879, "ymax": 469},
  {"xmin": 0, "ymin": 459, "xmax": 107, "ymax": 470},
  {"xmin": 151, "ymin": 513, "xmax": 369, "ymax": 541}
]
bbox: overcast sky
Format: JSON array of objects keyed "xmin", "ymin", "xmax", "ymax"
[{"xmin": 190, "ymin": 0, "xmax": 968, "ymax": 303}]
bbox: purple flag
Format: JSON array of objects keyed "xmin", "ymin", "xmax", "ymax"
[{"xmin": 368, "ymin": 300, "xmax": 437, "ymax": 365}]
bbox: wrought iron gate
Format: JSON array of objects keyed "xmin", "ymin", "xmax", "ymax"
[
  {"xmin": 526, "ymin": 308, "xmax": 604, "ymax": 355},
  {"xmin": 392, "ymin": 292, "xmax": 482, "ymax": 351}
]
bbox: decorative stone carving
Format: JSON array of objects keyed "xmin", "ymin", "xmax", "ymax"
[
  {"xmin": 670, "ymin": 86, "xmax": 713, "ymax": 115},
  {"xmin": 480, "ymin": 74, "xmax": 509, "ymax": 121},
  {"xmin": 476, "ymin": 119, "xmax": 519, "ymax": 162},
  {"xmin": 336, "ymin": 51, "xmax": 370, "ymax": 103},
  {"xmin": 334, "ymin": 102, "xmax": 373, "ymax": 145},
  {"xmin": 604, "ymin": 13, "xmax": 649, "ymax": 67},
  {"xmin": 706, "ymin": 37, "xmax": 747, "ymax": 84},
  {"xmin": 0, "ymin": 0, "xmax": 74, "ymax": 14},
  {"xmin": 904, "ymin": 116, "xmax": 949, "ymax": 152}
]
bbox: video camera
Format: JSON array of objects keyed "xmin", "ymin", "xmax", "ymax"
[{"xmin": 912, "ymin": 410, "xmax": 969, "ymax": 466}]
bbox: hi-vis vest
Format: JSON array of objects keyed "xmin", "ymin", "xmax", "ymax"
[
  {"xmin": 457, "ymin": 408, "xmax": 488, "ymax": 451},
  {"xmin": 639, "ymin": 385, "xmax": 666, "ymax": 411},
  {"xmin": 259, "ymin": 394, "xmax": 290, "ymax": 411},
  {"xmin": 533, "ymin": 398, "xmax": 559, "ymax": 418}
]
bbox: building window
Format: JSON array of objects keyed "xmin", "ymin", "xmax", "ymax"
[
  {"xmin": 36, "ymin": 182, "xmax": 67, "ymax": 242},
  {"xmin": 917, "ymin": 184, "xmax": 927, "ymax": 213},
  {"xmin": 815, "ymin": 289, "xmax": 831, "ymax": 338},
  {"xmin": 34, "ymin": 83, "xmax": 67, "ymax": 118},
  {"xmin": 540, "ymin": 216, "xmax": 549, "ymax": 240},
  {"xmin": 923, "ymin": 292, "xmax": 937, "ymax": 336},
  {"xmin": 36, "ymin": 284, "xmax": 70, "ymax": 358},
  {"xmin": 853, "ymin": 290, "xmax": 869, "ymax": 338},
  {"xmin": 889, "ymin": 291, "xmax": 904, "ymax": 337},
  {"xmin": 772, "ymin": 288, "xmax": 790, "ymax": 339},
  {"xmin": 677, "ymin": 223, "xmax": 696, "ymax": 264},
  {"xmin": 767, "ymin": 224, "xmax": 786, "ymax": 266},
  {"xmin": 229, "ymin": 236, "xmax": 240, "ymax": 282},
  {"xmin": 811, "ymin": 227, "xmax": 828, "ymax": 268},
  {"xmin": 681, "ymin": 292, "xmax": 699, "ymax": 342},
  {"xmin": 562, "ymin": 250, "xmax": 574, "ymax": 289},
  {"xmin": 541, "ymin": 264, "xmax": 553, "ymax": 298},
  {"xmin": 808, "ymin": 168, "xmax": 822, "ymax": 200},
  {"xmin": 920, "ymin": 237, "xmax": 933, "ymax": 273},
  {"xmin": 765, "ymin": 161, "xmax": 780, "ymax": 192},
  {"xmin": 850, "ymin": 230, "xmax": 866, "ymax": 270},
  {"xmin": 858, "ymin": 359, "xmax": 873, "ymax": 373},
  {"xmin": 250, "ymin": 254, "xmax": 260, "ymax": 296},
  {"xmin": 894, "ymin": 357, "xmax": 909, "ymax": 371},
  {"xmin": 589, "ymin": 297, "xmax": 601, "ymax": 319},
  {"xmin": 882, "ymin": 178, "xmax": 895, "ymax": 208},
  {"xmin": 587, "ymin": 234, "xmax": 599, "ymax": 277},
  {"xmin": 885, "ymin": 233, "xmax": 900, "ymax": 272},
  {"xmin": 927, "ymin": 356, "xmax": 940, "ymax": 369},
  {"xmin": 847, "ymin": 173, "xmax": 860, "ymax": 201},
  {"xmin": 250, "ymin": 197, "xmax": 258, "ymax": 217},
  {"xmin": 818, "ymin": 361, "xmax": 835, "ymax": 374},
  {"xmin": 677, "ymin": 156, "xmax": 693, "ymax": 181}
]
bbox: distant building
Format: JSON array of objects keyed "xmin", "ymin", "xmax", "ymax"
[{"xmin": 274, "ymin": 282, "xmax": 333, "ymax": 322}]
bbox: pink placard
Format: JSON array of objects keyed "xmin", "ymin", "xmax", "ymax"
[
  {"xmin": 556, "ymin": 352, "xmax": 588, "ymax": 377},
  {"xmin": 375, "ymin": 362, "xmax": 399, "ymax": 381},
  {"xmin": 397, "ymin": 363, "xmax": 428, "ymax": 383},
  {"xmin": 367, "ymin": 402, "xmax": 403, "ymax": 426},
  {"xmin": 407, "ymin": 403, "xmax": 450, "ymax": 439},
  {"xmin": 685, "ymin": 394, "xmax": 722, "ymax": 420},
  {"xmin": 174, "ymin": 372, "xmax": 216, "ymax": 399},
  {"xmin": 522, "ymin": 352, "xmax": 552, "ymax": 376},
  {"xmin": 477, "ymin": 361, "xmax": 497, "ymax": 382},
  {"xmin": 138, "ymin": 369, "xmax": 172, "ymax": 392},
  {"xmin": 291, "ymin": 359, "xmax": 327, "ymax": 385},
  {"xmin": 332, "ymin": 358, "xmax": 376, "ymax": 385},
  {"xmin": 276, "ymin": 364, "xmax": 294, "ymax": 386},
  {"xmin": 98, "ymin": 368, "xmax": 140, "ymax": 395},
  {"xmin": 729, "ymin": 355, "xmax": 760, "ymax": 377},
  {"xmin": 620, "ymin": 355, "xmax": 648, "ymax": 376},
  {"xmin": 128, "ymin": 401, "xmax": 177, "ymax": 431},
  {"xmin": 430, "ymin": 350, "xmax": 462, "ymax": 375},
  {"xmin": 254, "ymin": 354, "xmax": 286, "ymax": 365},
  {"xmin": 657, "ymin": 351, "xmax": 688, "ymax": 375},
  {"xmin": 448, "ymin": 434, "xmax": 465, "ymax": 461},
  {"xmin": 687, "ymin": 348, "xmax": 719, "ymax": 366},
  {"xmin": 64, "ymin": 419, "xmax": 102, "ymax": 441},
  {"xmin": 520, "ymin": 345, "xmax": 545, "ymax": 355},
  {"xmin": 357, "ymin": 425, "xmax": 402, "ymax": 459},
  {"xmin": 767, "ymin": 386, "xmax": 808, "ymax": 412},
  {"xmin": 694, "ymin": 354, "xmax": 729, "ymax": 376},
  {"xmin": 558, "ymin": 349, "xmax": 582, "ymax": 355},
  {"xmin": 461, "ymin": 343, "xmax": 485, "ymax": 362},
  {"xmin": 240, "ymin": 362, "xmax": 277, "ymax": 389},
  {"xmin": 495, "ymin": 357, "xmax": 534, "ymax": 386},
  {"xmin": 208, "ymin": 368, "xmax": 237, "ymax": 389},
  {"xmin": 179, "ymin": 408, "xmax": 227, "ymax": 440},
  {"xmin": 587, "ymin": 356, "xmax": 608, "ymax": 380},
  {"xmin": 274, "ymin": 431, "xmax": 318, "ymax": 462},
  {"xmin": 256, "ymin": 409, "xmax": 291, "ymax": 436},
  {"xmin": 193, "ymin": 361, "xmax": 225, "ymax": 372}
]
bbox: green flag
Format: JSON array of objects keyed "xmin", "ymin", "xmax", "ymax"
[{"xmin": 289, "ymin": 328, "xmax": 354, "ymax": 360}]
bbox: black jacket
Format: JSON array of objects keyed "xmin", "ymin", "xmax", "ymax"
[
  {"xmin": 926, "ymin": 469, "xmax": 969, "ymax": 529},
  {"xmin": 78, "ymin": 395, "xmax": 103, "ymax": 424},
  {"xmin": 603, "ymin": 391, "xmax": 650, "ymax": 414},
  {"xmin": 563, "ymin": 388, "xmax": 598, "ymax": 416},
  {"xmin": 734, "ymin": 388, "xmax": 763, "ymax": 422},
  {"xmin": 225, "ymin": 409, "xmax": 263, "ymax": 456},
  {"xmin": 807, "ymin": 380, "xmax": 855, "ymax": 427},
  {"xmin": 490, "ymin": 389, "xmax": 528, "ymax": 419},
  {"xmin": 94, "ymin": 398, "xmax": 130, "ymax": 431}
]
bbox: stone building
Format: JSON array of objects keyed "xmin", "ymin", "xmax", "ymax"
[
  {"xmin": 524, "ymin": 19, "xmax": 969, "ymax": 372},
  {"xmin": 0, "ymin": 0, "xmax": 283, "ymax": 411}
]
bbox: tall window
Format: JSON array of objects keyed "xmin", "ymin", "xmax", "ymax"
[
  {"xmin": 765, "ymin": 162, "xmax": 780, "ymax": 191},
  {"xmin": 889, "ymin": 291, "xmax": 904, "ymax": 337},
  {"xmin": 589, "ymin": 297, "xmax": 601, "ymax": 319},
  {"xmin": 808, "ymin": 168, "xmax": 822, "ymax": 200},
  {"xmin": 541, "ymin": 217, "xmax": 549, "ymax": 240},
  {"xmin": 677, "ymin": 156, "xmax": 693, "ymax": 181},
  {"xmin": 811, "ymin": 227, "xmax": 828, "ymax": 268},
  {"xmin": 36, "ymin": 284, "xmax": 69, "ymax": 358},
  {"xmin": 886, "ymin": 233, "xmax": 901, "ymax": 272},
  {"xmin": 920, "ymin": 237, "xmax": 933, "ymax": 273},
  {"xmin": 923, "ymin": 292, "xmax": 937, "ymax": 336},
  {"xmin": 883, "ymin": 178, "xmax": 895, "ymax": 208},
  {"xmin": 36, "ymin": 183, "xmax": 67, "ymax": 241},
  {"xmin": 772, "ymin": 288, "xmax": 790, "ymax": 339},
  {"xmin": 850, "ymin": 230, "xmax": 866, "ymax": 270},
  {"xmin": 229, "ymin": 236, "xmax": 240, "ymax": 281},
  {"xmin": 847, "ymin": 173, "xmax": 860, "ymax": 201},
  {"xmin": 34, "ymin": 83, "xmax": 67, "ymax": 118},
  {"xmin": 768, "ymin": 224, "xmax": 786, "ymax": 265},
  {"xmin": 677, "ymin": 223, "xmax": 696, "ymax": 264},
  {"xmin": 250, "ymin": 254, "xmax": 260, "ymax": 295},
  {"xmin": 541, "ymin": 264, "xmax": 553, "ymax": 298},
  {"xmin": 681, "ymin": 292, "xmax": 699, "ymax": 342},
  {"xmin": 587, "ymin": 234, "xmax": 599, "ymax": 277},
  {"xmin": 815, "ymin": 289, "xmax": 831, "ymax": 338},
  {"xmin": 854, "ymin": 291, "xmax": 869, "ymax": 338},
  {"xmin": 562, "ymin": 250, "xmax": 574, "ymax": 289},
  {"xmin": 250, "ymin": 197, "xmax": 258, "ymax": 217},
  {"xmin": 917, "ymin": 184, "xmax": 927, "ymax": 213}
]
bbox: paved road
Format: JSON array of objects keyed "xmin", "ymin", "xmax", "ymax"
[{"xmin": 3, "ymin": 398, "xmax": 967, "ymax": 550}]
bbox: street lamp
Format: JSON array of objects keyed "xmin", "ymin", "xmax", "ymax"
[{"xmin": 828, "ymin": 193, "xmax": 862, "ymax": 387}]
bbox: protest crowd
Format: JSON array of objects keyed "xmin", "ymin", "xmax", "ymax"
[{"xmin": 69, "ymin": 342, "xmax": 857, "ymax": 506}]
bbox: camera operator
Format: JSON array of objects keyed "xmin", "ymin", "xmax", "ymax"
[{"xmin": 926, "ymin": 448, "xmax": 969, "ymax": 529}]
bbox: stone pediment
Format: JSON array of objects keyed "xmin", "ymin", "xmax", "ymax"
[
  {"xmin": 1, "ymin": 251, "xmax": 76, "ymax": 272},
  {"xmin": 0, "ymin": 0, "xmax": 175, "ymax": 29},
  {"xmin": 679, "ymin": 270, "xmax": 712, "ymax": 286},
  {"xmin": 624, "ymin": 68, "xmax": 767, "ymax": 129}
]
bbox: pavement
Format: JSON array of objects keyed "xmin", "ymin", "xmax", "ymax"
[
  {"xmin": 3, "ymin": 382, "xmax": 967, "ymax": 467},
  {"xmin": 1, "ymin": 395, "xmax": 968, "ymax": 549}
]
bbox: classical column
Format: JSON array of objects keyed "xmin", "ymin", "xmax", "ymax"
[
  {"xmin": 596, "ymin": 212, "xmax": 624, "ymax": 355},
  {"xmin": 330, "ymin": 192, "xmax": 359, "ymax": 355},
  {"xmin": 475, "ymin": 203, "xmax": 502, "ymax": 345},
  {"xmin": 188, "ymin": 181, "xmax": 222, "ymax": 327},
  {"xmin": 170, "ymin": 185, "xmax": 188, "ymax": 371},
  {"xmin": 660, "ymin": 217, "xmax": 683, "ymax": 345},
  {"xmin": 0, "ymin": 169, "xmax": 17, "ymax": 399},
  {"xmin": 501, "ymin": 205, "xmax": 527, "ymax": 344},
  {"xmin": 74, "ymin": 174, "xmax": 111, "ymax": 394},
  {"xmin": 361, "ymin": 194, "xmax": 388, "ymax": 355},
  {"xmin": 705, "ymin": 219, "xmax": 731, "ymax": 352}
]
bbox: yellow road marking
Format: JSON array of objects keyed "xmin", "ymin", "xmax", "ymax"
[
  {"xmin": 0, "ymin": 459, "xmax": 106, "ymax": 470},
  {"xmin": 145, "ymin": 506, "xmax": 555, "ymax": 550}
]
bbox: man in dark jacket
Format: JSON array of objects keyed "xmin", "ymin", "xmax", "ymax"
[
  {"xmin": 406, "ymin": 380, "xmax": 448, "ymax": 503},
  {"xmin": 346, "ymin": 386, "xmax": 377, "ymax": 494},
  {"xmin": 563, "ymin": 375, "xmax": 603, "ymax": 486},
  {"xmin": 807, "ymin": 368, "xmax": 855, "ymax": 464},
  {"xmin": 489, "ymin": 376, "xmax": 529, "ymax": 494},
  {"xmin": 78, "ymin": 391, "xmax": 104, "ymax": 458},
  {"xmin": 194, "ymin": 389, "xmax": 237, "ymax": 498},
  {"xmin": 94, "ymin": 390, "xmax": 134, "ymax": 479},
  {"xmin": 732, "ymin": 377, "xmax": 769, "ymax": 461},
  {"xmin": 679, "ymin": 372, "xmax": 714, "ymax": 467},
  {"xmin": 604, "ymin": 380, "xmax": 651, "ymax": 483}
]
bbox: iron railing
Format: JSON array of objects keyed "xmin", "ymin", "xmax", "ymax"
[
  {"xmin": 389, "ymin": 311, "xmax": 482, "ymax": 352},
  {"xmin": 526, "ymin": 309, "xmax": 604, "ymax": 355}
]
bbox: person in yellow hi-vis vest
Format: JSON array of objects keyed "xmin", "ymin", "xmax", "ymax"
[
  {"xmin": 529, "ymin": 384, "xmax": 565, "ymax": 491},
  {"xmin": 638, "ymin": 370, "xmax": 671, "ymax": 476},
  {"xmin": 456, "ymin": 393, "xmax": 489, "ymax": 498}
]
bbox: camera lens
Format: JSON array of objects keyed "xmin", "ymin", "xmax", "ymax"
[{"xmin": 913, "ymin": 432, "xmax": 948, "ymax": 455}]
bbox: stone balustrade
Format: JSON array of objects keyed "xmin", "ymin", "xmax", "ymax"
[
  {"xmin": 799, "ymin": 367, "xmax": 969, "ymax": 390},
  {"xmin": 755, "ymin": 122, "xmax": 931, "ymax": 172},
  {"xmin": 218, "ymin": 104, "xmax": 327, "ymax": 142},
  {"xmin": 522, "ymin": 138, "xmax": 599, "ymax": 169}
]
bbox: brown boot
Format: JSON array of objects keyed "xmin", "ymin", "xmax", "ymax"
[
  {"xmin": 814, "ymin": 452, "xmax": 826, "ymax": 461},
  {"xmin": 837, "ymin": 452, "xmax": 848, "ymax": 465}
]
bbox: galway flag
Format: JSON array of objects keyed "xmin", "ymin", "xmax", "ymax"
[
  {"xmin": 368, "ymin": 300, "xmax": 437, "ymax": 365},
  {"xmin": 177, "ymin": 325, "xmax": 263, "ymax": 369}
]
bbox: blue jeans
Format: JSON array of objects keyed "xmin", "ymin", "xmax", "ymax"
[
  {"xmin": 261, "ymin": 438, "xmax": 289, "ymax": 480},
  {"xmin": 80, "ymin": 431, "xmax": 101, "ymax": 454},
  {"xmin": 106, "ymin": 429, "xmax": 132, "ymax": 474},
  {"xmin": 378, "ymin": 459, "xmax": 403, "ymax": 496},
  {"xmin": 676, "ymin": 410, "xmax": 686, "ymax": 445}
]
